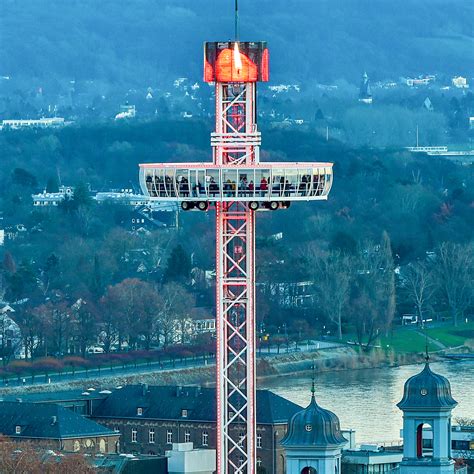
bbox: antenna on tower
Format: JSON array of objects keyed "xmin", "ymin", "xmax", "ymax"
[{"xmin": 234, "ymin": 0, "xmax": 239, "ymax": 41}]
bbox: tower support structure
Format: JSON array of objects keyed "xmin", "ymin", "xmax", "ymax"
[
  {"xmin": 214, "ymin": 80, "xmax": 258, "ymax": 473},
  {"xmin": 139, "ymin": 40, "xmax": 333, "ymax": 473}
]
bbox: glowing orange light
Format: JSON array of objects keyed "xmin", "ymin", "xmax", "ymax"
[
  {"xmin": 215, "ymin": 48, "xmax": 258, "ymax": 82},
  {"xmin": 233, "ymin": 42, "xmax": 243, "ymax": 71},
  {"xmin": 204, "ymin": 60, "xmax": 215, "ymax": 82},
  {"xmin": 261, "ymin": 48, "xmax": 269, "ymax": 82}
]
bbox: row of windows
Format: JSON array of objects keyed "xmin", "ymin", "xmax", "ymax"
[
  {"xmin": 137, "ymin": 407, "xmax": 188, "ymax": 417},
  {"xmin": 128, "ymin": 428, "xmax": 262, "ymax": 448},
  {"xmin": 142, "ymin": 166, "xmax": 332, "ymax": 200},
  {"xmin": 130, "ymin": 429, "xmax": 209, "ymax": 446}
]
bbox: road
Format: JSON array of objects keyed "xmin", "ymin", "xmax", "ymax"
[{"xmin": 1, "ymin": 340, "xmax": 343, "ymax": 391}]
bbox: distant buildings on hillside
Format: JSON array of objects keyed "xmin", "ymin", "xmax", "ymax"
[
  {"xmin": 404, "ymin": 75, "xmax": 435, "ymax": 87},
  {"xmin": 115, "ymin": 104, "xmax": 136, "ymax": 120},
  {"xmin": 452, "ymin": 76, "xmax": 469, "ymax": 89},
  {"xmin": 0, "ymin": 117, "xmax": 65, "ymax": 130}
]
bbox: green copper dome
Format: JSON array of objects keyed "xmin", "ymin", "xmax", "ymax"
[
  {"xmin": 397, "ymin": 363, "xmax": 457, "ymax": 411},
  {"xmin": 281, "ymin": 394, "xmax": 347, "ymax": 448}
]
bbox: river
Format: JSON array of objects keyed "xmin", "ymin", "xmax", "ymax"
[{"xmin": 260, "ymin": 360, "xmax": 474, "ymax": 444}]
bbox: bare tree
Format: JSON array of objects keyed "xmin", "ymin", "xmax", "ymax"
[
  {"xmin": 436, "ymin": 242, "xmax": 473, "ymax": 327},
  {"xmin": 0, "ymin": 437, "xmax": 95, "ymax": 473},
  {"xmin": 403, "ymin": 261, "xmax": 436, "ymax": 327},
  {"xmin": 156, "ymin": 283, "xmax": 195, "ymax": 346},
  {"xmin": 103, "ymin": 278, "xmax": 161, "ymax": 350},
  {"xmin": 309, "ymin": 248, "xmax": 352, "ymax": 340},
  {"xmin": 351, "ymin": 233, "xmax": 396, "ymax": 348}
]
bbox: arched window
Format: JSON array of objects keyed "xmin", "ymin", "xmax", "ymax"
[
  {"xmin": 301, "ymin": 468, "xmax": 317, "ymax": 474},
  {"xmin": 416, "ymin": 422, "xmax": 433, "ymax": 458}
]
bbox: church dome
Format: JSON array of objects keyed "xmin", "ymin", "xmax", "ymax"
[
  {"xmin": 397, "ymin": 362, "xmax": 457, "ymax": 411},
  {"xmin": 281, "ymin": 394, "xmax": 347, "ymax": 448}
]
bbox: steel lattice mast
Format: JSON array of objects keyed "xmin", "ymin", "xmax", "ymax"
[
  {"xmin": 139, "ymin": 40, "xmax": 333, "ymax": 473},
  {"xmin": 214, "ymin": 80, "xmax": 258, "ymax": 472}
]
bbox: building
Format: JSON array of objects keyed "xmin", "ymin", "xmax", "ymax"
[
  {"xmin": 1, "ymin": 117, "xmax": 65, "ymax": 130},
  {"xmin": 258, "ymin": 281, "xmax": 316, "ymax": 309},
  {"xmin": 397, "ymin": 360, "xmax": 458, "ymax": 474},
  {"xmin": 115, "ymin": 104, "xmax": 136, "ymax": 120},
  {"xmin": 190, "ymin": 307, "xmax": 216, "ymax": 336},
  {"xmin": 405, "ymin": 76, "xmax": 435, "ymax": 87},
  {"xmin": 90, "ymin": 384, "xmax": 302, "ymax": 473},
  {"xmin": 342, "ymin": 447, "xmax": 403, "ymax": 473},
  {"xmin": 0, "ymin": 306, "xmax": 23, "ymax": 359},
  {"xmin": 32, "ymin": 186, "xmax": 74, "ymax": 207},
  {"xmin": 0, "ymin": 401, "xmax": 120, "ymax": 454},
  {"xmin": 281, "ymin": 384, "xmax": 347, "ymax": 474},
  {"xmin": 359, "ymin": 72, "xmax": 373, "ymax": 104},
  {"xmin": 419, "ymin": 424, "xmax": 474, "ymax": 461},
  {"xmin": 167, "ymin": 442, "xmax": 216, "ymax": 474},
  {"xmin": 452, "ymin": 76, "xmax": 469, "ymax": 89},
  {"xmin": 94, "ymin": 190, "xmax": 148, "ymax": 207}
]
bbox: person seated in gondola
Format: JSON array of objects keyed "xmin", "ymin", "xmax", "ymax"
[
  {"xmin": 239, "ymin": 177, "xmax": 248, "ymax": 196},
  {"xmin": 209, "ymin": 177, "xmax": 219, "ymax": 196},
  {"xmin": 299, "ymin": 175, "xmax": 308, "ymax": 196},
  {"xmin": 260, "ymin": 177, "xmax": 268, "ymax": 196},
  {"xmin": 248, "ymin": 180, "xmax": 254, "ymax": 195}
]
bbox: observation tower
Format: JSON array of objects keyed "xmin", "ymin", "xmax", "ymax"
[{"xmin": 139, "ymin": 38, "xmax": 333, "ymax": 474}]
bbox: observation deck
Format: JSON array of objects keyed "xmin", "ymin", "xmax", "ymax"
[{"xmin": 139, "ymin": 162, "xmax": 333, "ymax": 210}]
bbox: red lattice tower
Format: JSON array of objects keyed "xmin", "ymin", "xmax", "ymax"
[{"xmin": 140, "ymin": 41, "xmax": 333, "ymax": 473}]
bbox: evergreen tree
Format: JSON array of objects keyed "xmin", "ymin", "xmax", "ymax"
[
  {"xmin": 72, "ymin": 182, "xmax": 92, "ymax": 208},
  {"xmin": 163, "ymin": 244, "xmax": 191, "ymax": 282},
  {"xmin": 46, "ymin": 176, "xmax": 59, "ymax": 193}
]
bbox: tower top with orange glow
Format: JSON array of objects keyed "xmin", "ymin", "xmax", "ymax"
[{"xmin": 204, "ymin": 41, "xmax": 269, "ymax": 83}]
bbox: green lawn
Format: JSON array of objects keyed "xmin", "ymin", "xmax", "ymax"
[
  {"xmin": 425, "ymin": 322, "xmax": 474, "ymax": 348},
  {"xmin": 378, "ymin": 328, "xmax": 438, "ymax": 354}
]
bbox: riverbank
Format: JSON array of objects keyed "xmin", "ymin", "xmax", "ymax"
[{"xmin": 0, "ymin": 345, "xmax": 428, "ymax": 396}]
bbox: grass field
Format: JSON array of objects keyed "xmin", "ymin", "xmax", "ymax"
[
  {"xmin": 378, "ymin": 328, "xmax": 438, "ymax": 354},
  {"xmin": 425, "ymin": 321, "xmax": 474, "ymax": 348}
]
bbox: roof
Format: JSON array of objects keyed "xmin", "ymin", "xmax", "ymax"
[
  {"xmin": 2, "ymin": 389, "xmax": 107, "ymax": 404},
  {"xmin": 93, "ymin": 385, "xmax": 302, "ymax": 425},
  {"xmin": 397, "ymin": 362, "xmax": 457, "ymax": 411},
  {"xmin": 0, "ymin": 401, "xmax": 117, "ymax": 439},
  {"xmin": 280, "ymin": 393, "xmax": 347, "ymax": 448}
]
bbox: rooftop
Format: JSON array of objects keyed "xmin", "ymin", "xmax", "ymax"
[
  {"xmin": 0, "ymin": 401, "xmax": 116, "ymax": 439},
  {"xmin": 93, "ymin": 385, "xmax": 302, "ymax": 424},
  {"xmin": 397, "ymin": 362, "xmax": 457, "ymax": 411}
]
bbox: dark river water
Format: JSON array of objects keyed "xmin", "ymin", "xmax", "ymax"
[{"xmin": 260, "ymin": 360, "xmax": 474, "ymax": 444}]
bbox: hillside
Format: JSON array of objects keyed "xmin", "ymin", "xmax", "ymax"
[{"xmin": 0, "ymin": 0, "xmax": 472, "ymax": 87}]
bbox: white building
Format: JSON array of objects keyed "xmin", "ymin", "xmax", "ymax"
[
  {"xmin": 115, "ymin": 105, "xmax": 136, "ymax": 120},
  {"xmin": 94, "ymin": 191, "xmax": 148, "ymax": 206},
  {"xmin": 1, "ymin": 117, "xmax": 65, "ymax": 130},
  {"xmin": 0, "ymin": 305, "xmax": 24, "ymax": 359},
  {"xmin": 166, "ymin": 442, "xmax": 216, "ymax": 474},
  {"xmin": 452, "ymin": 76, "xmax": 469, "ymax": 89},
  {"xmin": 32, "ymin": 186, "xmax": 74, "ymax": 207}
]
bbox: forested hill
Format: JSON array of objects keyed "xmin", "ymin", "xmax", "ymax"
[{"xmin": 1, "ymin": 0, "xmax": 472, "ymax": 86}]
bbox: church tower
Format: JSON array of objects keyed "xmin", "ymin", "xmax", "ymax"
[
  {"xmin": 281, "ymin": 379, "xmax": 347, "ymax": 474},
  {"xmin": 397, "ymin": 360, "xmax": 458, "ymax": 474},
  {"xmin": 359, "ymin": 71, "xmax": 373, "ymax": 104}
]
